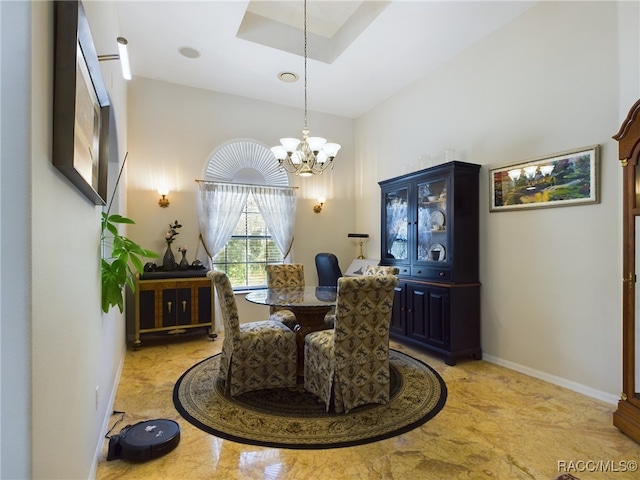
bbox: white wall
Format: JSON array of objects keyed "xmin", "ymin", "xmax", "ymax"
[
  {"xmin": 28, "ymin": 2, "xmax": 128, "ymax": 478},
  {"xmin": 83, "ymin": 1, "xmax": 131, "ymax": 476},
  {"xmin": 355, "ymin": 1, "xmax": 639, "ymax": 401},
  {"xmin": 1, "ymin": 1, "xmax": 32, "ymax": 478},
  {"xmin": 124, "ymin": 78, "xmax": 356, "ymax": 319}
]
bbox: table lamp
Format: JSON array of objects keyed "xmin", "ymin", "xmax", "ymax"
[{"xmin": 347, "ymin": 233, "xmax": 369, "ymax": 259}]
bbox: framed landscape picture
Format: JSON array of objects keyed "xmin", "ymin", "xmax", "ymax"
[
  {"xmin": 489, "ymin": 145, "xmax": 599, "ymax": 212},
  {"xmin": 52, "ymin": 0, "xmax": 110, "ymax": 205}
]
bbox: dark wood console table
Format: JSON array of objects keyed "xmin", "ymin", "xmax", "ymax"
[{"xmin": 133, "ymin": 269, "xmax": 216, "ymax": 349}]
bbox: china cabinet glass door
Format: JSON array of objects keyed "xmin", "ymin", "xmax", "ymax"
[
  {"xmin": 416, "ymin": 178, "xmax": 447, "ymax": 264},
  {"xmin": 623, "ymin": 216, "xmax": 640, "ymax": 396},
  {"xmin": 384, "ymin": 187, "xmax": 409, "ymax": 261},
  {"xmin": 629, "ymin": 166, "xmax": 640, "ymax": 407}
]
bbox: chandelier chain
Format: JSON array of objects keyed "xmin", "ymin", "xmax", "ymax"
[
  {"xmin": 303, "ymin": 0, "xmax": 308, "ymax": 130},
  {"xmin": 270, "ymin": 0, "xmax": 341, "ymax": 176}
]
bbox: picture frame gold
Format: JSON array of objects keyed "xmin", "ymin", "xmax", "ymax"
[
  {"xmin": 52, "ymin": 0, "xmax": 109, "ymax": 205},
  {"xmin": 489, "ymin": 145, "xmax": 599, "ymax": 212}
]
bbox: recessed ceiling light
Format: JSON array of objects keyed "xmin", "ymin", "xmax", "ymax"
[
  {"xmin": 178, "ymin": 46, "xmax": 200, "ymax": 59},
  {"xmin": 278, "ymin": 71, "xmax": 299, "ymax": 83}
]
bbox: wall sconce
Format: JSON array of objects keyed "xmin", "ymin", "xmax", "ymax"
[
  {"xmin": 97, "ymin": 36, "xmax": 132, "ymax": 80},
  {"xmin": 158, "ymin": 187, "xmax": 170, "ymax": 208},
  {"xmin": 313, "ymin": 197, "xmax": 326, "ymax": 213},
  {"xmin": 348, "ymin": 233, "xmax": 369, "ymax": 259}
]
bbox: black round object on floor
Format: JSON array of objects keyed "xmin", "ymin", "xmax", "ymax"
[{"xmin": 108, "ymin": 419, "xmax": 180, "ymax": 462}]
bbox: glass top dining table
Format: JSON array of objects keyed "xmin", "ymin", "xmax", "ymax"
[{"xmin": 245, "ymin": 286, "xmax": 337, "ymax": 309}]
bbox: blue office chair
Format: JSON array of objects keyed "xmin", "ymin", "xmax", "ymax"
[
  {"xmin": 315, "ymin": 253, "xmax": 342, "ymax": 287},
  {"xmin": 315, "ymin": 253, "xmax": 342, "ymax": 327}
]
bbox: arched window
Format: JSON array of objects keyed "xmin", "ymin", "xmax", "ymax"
[{"xmin": 199, "ymin": 140, "xmax": 296, "ymax": 289}]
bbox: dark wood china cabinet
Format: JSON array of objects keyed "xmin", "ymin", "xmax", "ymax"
[
  {"xmin": 379, "ymin": 161, "xmax": 481, "ymax": 365},
  {"xmin": 613, "ymin": 98, "xmax": 640, "ymax": 444}
]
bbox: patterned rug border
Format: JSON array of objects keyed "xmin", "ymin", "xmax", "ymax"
[{"xmin": 173, "ymin": 349, "xmax": 447, "ymax": 449}]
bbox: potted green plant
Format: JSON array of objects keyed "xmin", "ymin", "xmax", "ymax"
[{"xmin": 101, "ymin": 153, "xmax": 158, "ymax": 313}]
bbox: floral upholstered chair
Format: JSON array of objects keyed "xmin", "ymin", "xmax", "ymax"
[
  {"xmin": 207, "ymin": 270, "xmax": 297, "ymax": 396},
  {"xmin": 265, "ymin": 264, "xmax": 305, "ymax": 329},
  {"xmin": 319, "ymin": 265, "xmax": 398, "ymax": 329},
  {"xmin": 363, "ymin": 265, "xmax": 400, "ymax": 276},
  {"xmin": 303, "ymin": 275, "xmax": 399, "ymax": 413}
]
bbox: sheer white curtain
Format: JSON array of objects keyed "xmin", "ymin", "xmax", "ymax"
[
  {"xmin": 197, "ymin": 182, "xmax": 250, "ymax": 264},
  {"xmin": 252, "ymin": 186, "xmax": 298, "ymax": 261}
]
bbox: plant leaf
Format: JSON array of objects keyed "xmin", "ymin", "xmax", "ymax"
[
  {"xmin": 108, "ymin": 214, "xmax": 136, "ymax": 225},
  {"xmin": 101, "ymin": 211, "xmax": 158, "ymax": 313},
  {"xmin": 105, "ymin": 222, "xmax": 118, "ymax": 236},
  {"xmin": 130, "ymin": 254, "xmax": 143, "ymax": 273}
]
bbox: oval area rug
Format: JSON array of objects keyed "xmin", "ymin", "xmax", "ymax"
[{"xmin": 173, "ymin": 349, "xmax": 447, "ymax": 449}]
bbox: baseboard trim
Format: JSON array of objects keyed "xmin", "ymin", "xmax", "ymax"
[
  {"xmin": 90, "ymin": 347, "xmax": 126, "ymax": 478},
  {"xmin": 482, "ymin": 353, "xmax": 618, "ymax": 405}
]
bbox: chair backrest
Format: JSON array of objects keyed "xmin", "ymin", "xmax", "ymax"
[
  {"xmin": 266, "ymin": 264, "xmax": 304, "ymax": 315},
  {"xmin": 315, "ymin": 253, "xmax": 342, "ymax": 287},
  {"xmin": 207, "ymin": 270, "xmax": 240, "ymax": 338},
  {"xmin": 266, "ymin": 264, "xmax": 305, "ymax": 288},
  {"xmin": 333, "ymin": 275, "xmax": 399, "ymax": 366},
  {"xmin": 363, "ymin": 264, "xmax": 399, "ymax": 276}
]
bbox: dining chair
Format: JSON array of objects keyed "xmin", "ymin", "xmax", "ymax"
[
  {"xmin": 265, "ymin": 264, "xmax": 305, "ymax": 328},
  {"xmin": 207, "ymin": 270, "xmax": 297, "ymax": 396},
  {"xmin": 315, "ymin": 253, "xmax": 342, "ymax": 287},
  {"xmin": 363, "ymin": 265, "xmax": 400, "ymax": 276},
  {"xmin": 314, "ymin": 253, "xmax": 343, "ymax": 327},
  {"xmin": 303, "ymin": 275, "xmax": 399, "ymax": 413}
]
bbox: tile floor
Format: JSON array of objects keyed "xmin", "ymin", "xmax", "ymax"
[{"xmin": 95, "ymin": 334, "xmax": 640, "ymax": 480}]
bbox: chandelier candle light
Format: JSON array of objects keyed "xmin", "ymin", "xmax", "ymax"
[{"xmin": 271, "ymin": 0, "xmax": 341, "ymax": 176}]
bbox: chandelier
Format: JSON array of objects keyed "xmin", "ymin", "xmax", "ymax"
[{"xmin": 271, "ymin": 0, "xmax": 341, "ymax": 177}]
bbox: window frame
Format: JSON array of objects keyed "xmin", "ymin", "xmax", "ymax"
[{"xmin": 211, "ymin": 192, "xmax": 283, "ymax": 291}]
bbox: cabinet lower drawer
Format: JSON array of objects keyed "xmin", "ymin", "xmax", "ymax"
[
  {"xmin": 396, "ymin": 266, "xmax": 411, "ymax": 276},
  {"xmin": 411, "ymin": 265, "xmax": 451, "ymax": 281}
]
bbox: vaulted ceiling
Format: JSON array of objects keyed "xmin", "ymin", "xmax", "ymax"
[{"xmin": 114, "ymin": 1, "xmax": 538, "ymax": 118}]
